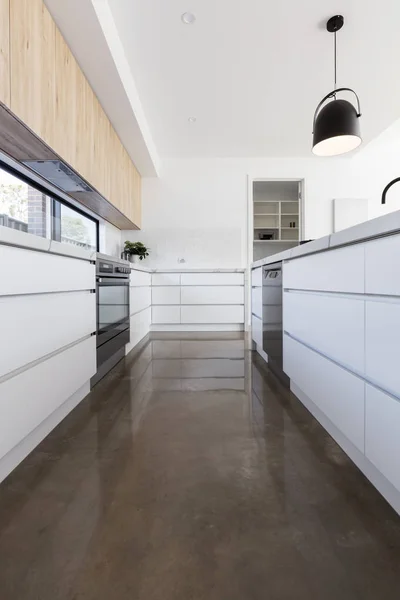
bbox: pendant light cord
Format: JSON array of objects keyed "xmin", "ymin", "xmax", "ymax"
[{"xmin": 334, "ymin": 30, "xmax": 337, "ymax": 94}]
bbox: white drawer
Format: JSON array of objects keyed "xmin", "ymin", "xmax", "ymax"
[
  {"xmin": 0, "ymin": 292, "xmax": 96, "ymax": 379},
  {"xmin": 130, "ymin": 269, "xmax": 151, "ymax": 287},
  {"xmin": 283, "ymin": 244, "xmax": 365, "ymax": 293},
  {"xmin": 127, "ymin": 307, "xmax": 151, "ymax": 353},
  {"xmin": 0, "ymin": 337, "xmax": 96, "ymax": 461},
  {"xmin": 284, "ymin": 335, "xmax": 365, "ymax": 452},
  {"xmin": 181, "ymin": 305, "xmax": 244, "ymax": 324},
  {"xmin": 152, "ymin": 305, "xmax": 181, "ymax": 324},
  {"xmin": 130, "ymin": 286, "xmax": 151, "ymax": 315},
  {"xmin": 181, "ymin": 273, "xmax": 244, "ymax": 286},
  {"xmin": 152, "ymin": 286, "xmax": 181, "ymax": 305},
  {"xmin": 283, "ymin": 291, "xmax": 365, "ymax": 374},
  {"xmin": 152, "ymin": 273, "xmax": 180, "ymax": 286},
  {"xmin": 251, "ymin": 267, "xmax": 262, "ymax": 287},
  {"xmin": 181, "ymin": 286, "xmax": 244, "ymax": 305},
  {"xmin": 365, "ymin": 384, "xmax": 400, "ymax": 492},
  {"xmin": 252, "ymin": 287, "xmax": 262, "ymax": 318},
  {"xmin": 365, "ymin": 235, "xmax": 400, "ymax": 296},
  {"xmin": 0, "ymin": 246, "xmax": 95, "ymax": 296},
  {"xmin": 252, "ymin": 314, "xmax": 263, "ymax": 346},
  {"xmin": 365, "ymin": 300, "xmax": 400, "ymax": 397}
]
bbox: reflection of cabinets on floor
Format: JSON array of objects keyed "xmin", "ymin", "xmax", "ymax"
[{"xmin": 253, "ymin": 180, "xmax": 302, "ymax": 261}]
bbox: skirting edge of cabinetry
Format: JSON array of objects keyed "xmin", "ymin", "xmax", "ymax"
[
  {"xmin": 151, "ymin": 324, "xmax": 244, "ymax": 333},
  {"xmin": 0, "ymin": 381, "xmax": 90, "ymax": 485},
  {"xmin": 291, "ymin": 382, "xmax": 400, "ymax": 517}
]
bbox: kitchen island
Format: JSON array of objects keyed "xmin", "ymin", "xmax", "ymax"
[{"xmin": 251, "ymin": 210, "xmax": 400, "ymax": 515}]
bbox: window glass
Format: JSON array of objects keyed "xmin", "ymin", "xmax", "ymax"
[
  {"xmin": 60, "ymin": 203, "xmax": 97, "ymax": 251},
  {"xmin": 0, "ymin": 168, "xmax": 50, "ymax": 238}
]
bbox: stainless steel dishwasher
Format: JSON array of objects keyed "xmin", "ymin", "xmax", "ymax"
[{"xmin": 262, "ymin": 262, "xmax": 288, "ymax": 385}]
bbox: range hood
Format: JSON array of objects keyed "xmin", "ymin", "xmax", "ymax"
[
  {"xmin": 23, "ymin": 160, "xmax": 94, "ymax": 194},
  {"xmin": 0, "ymin": 102, "xmax": 137, "ymax": 230}
]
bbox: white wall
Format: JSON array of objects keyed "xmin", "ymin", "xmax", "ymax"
[
  {"xmin": 101, "ymin": 221, "xmax": 123, "ymax": 258},
  {"xmin": 124, "ymin": 157, "xmax": 354, "ymax": 268}
]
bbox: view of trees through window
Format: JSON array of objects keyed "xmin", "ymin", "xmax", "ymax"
[{"xmin": 0, "ymin": 164, "xmax": 98, "ymax": 251}]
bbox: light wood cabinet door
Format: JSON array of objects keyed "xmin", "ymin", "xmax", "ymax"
[
  {"xmin": 0, "ymin": 0, "xmax": 10, "ymax": 106},
  {"xmin": 54, "ymin": 26, "xmax": 77, "ymax": 166},
  {"xmin": 10, "ymin": 0, "xmax": 55, "ymax": 143}
]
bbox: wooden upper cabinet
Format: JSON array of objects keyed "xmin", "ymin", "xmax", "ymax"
[
  {"xmin": 0, "ymin": 0, "xmax": 10, "ymax": 106},
  {"xmin": 10, "ymin": 0, "xmax": 56, "ymax": 143}
]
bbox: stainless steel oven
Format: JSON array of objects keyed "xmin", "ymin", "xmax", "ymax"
[{"xmin": 91, "ymin": 255, "xmax": 130, "ymax": 386}]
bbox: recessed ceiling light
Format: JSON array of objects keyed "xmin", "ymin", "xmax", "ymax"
[
  {"xmin": 181, "ymin": 12, "xmax": 196, "ymax": 24},
  {"xmin": 188, "ymin": 117, "xmax": 196, "ymax": 123}
]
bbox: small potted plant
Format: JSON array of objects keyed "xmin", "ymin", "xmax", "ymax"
[{"xmin": 124, "ymin": 241, "xmax": 150, "ymax": 263}]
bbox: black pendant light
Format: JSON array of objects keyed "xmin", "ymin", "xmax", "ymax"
[{"xmin": 312, "ymin": 15, "xmax": 362, "ymax": 156}]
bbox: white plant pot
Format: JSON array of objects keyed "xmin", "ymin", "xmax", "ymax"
[{"xmin": 130, "ymin": 255, "xmax": 140, "ymax": 264}]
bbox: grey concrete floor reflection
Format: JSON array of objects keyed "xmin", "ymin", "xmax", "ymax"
[{"xmin": 0, "ymin": 333, "xmax": 400, "ymax": 600}]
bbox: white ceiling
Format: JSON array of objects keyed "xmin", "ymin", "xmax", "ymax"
[{"xmin": 107, "ymin": 0, "xmax": 400, "ymax": 158}]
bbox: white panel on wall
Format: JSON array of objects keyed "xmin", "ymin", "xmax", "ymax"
[
  {"xmin": 152, "ymin": 273, "xmax": 181, "ymax": 286},
  {"xmin": 0, "ymin": 337, "xmax": 95, "ymax": 461},
  {"xmin": 0, "ymin": 292, "xmax": 96, "ymax": 379},
  {"xmin": 181, "ymin": 305, "xmax": 244, "ymax": 324},
  {"xmin": 152, "ymin": 286, "xmax": 181, "ymax": 305},
  {"xmin": 365, "ymin": 235, "xmax": 400, "ymax": 296},
  {"xmin": 252, "ymin": 315, "xmax": 263, "ymax": 346},
  {"xmin": 130, "ymin": 287, "xmax": 151, "ymax": 315},
  {"xmin": 252, "ymin": 287, "xmax": 262, "ymax": 318},
  {"xmin": 365, "ymin": 300, "xmax": 400, "ymax": 397},
  {"xmin": 181, "ymin": 286, "xmax": 244, "ymax": 305},
  {"xmin": 251, "ymin": 267, "xmax": 262, "ymax": 288},
  {"xmin": 126, "ymin": 307, "xmax": 151, "ymax": 354},
  {"xmin": 130, "ymin": 270, "xmax": 151, "ymax": 287},
  {"xmin": 283, "ymin": 244, "xmax": 365, "ymax": 293},
  {"xmin": 333, "ymin": 198, "xmax": 368, "ymax": 232},
  {"xmin": 181, "ymin": 273, "xmax": 244, "ymax": 286},
  {"xmin": 152, "ymin": 305, "xmax": 181, "ymax": 324},
  {"xmin": 365, "ymin": 384, "xmax": 400, "ymax": 493},
  {"xmin": 284, "ymin": 335, "xmax": 365, "ymax": 452},
  {"xmin": 284, "ymin": 291, "xmax": 365, "ymax": 374},
  {"xmin": 0, "ymin": 246, "xmax": 95, "ymax": 296}
]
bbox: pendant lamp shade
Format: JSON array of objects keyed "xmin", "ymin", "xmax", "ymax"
[{"xmin": 312, "ymin": 98, "xmax": 362, "ymax": 156}]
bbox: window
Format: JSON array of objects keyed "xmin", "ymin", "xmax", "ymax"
[{"xmin": 0, "ymin": 163, "xmax": 98, "ymax": 251}]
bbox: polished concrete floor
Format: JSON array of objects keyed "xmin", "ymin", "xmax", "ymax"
[{"xmin": 1, "ymin": 334, "xmax": 400, "ymax": 600}]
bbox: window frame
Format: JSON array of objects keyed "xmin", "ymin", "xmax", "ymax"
[{"xmin": 0, "ymin": 160, "xmax": 100, "ymax": 251}]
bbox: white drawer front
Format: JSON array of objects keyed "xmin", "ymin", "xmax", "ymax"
[
  {"xmin": 130, "ymin": 286, "xmax": 151, "ymax": 315},
  {"xmin": 365, "ymin": 384, "xmax": 400, "ymax": 492},
  {"xmin": 365, "ymin": 300, "xmax": 400, "ymax": 397},
  {"xmin": 0, "ymin": 246, "xmax": 95, "ymax": 296},
  {"xmin": 181, "ymin": 286, "xmax": 244, "ymax": 305},
  {"xmin": 252, "ymin": 287, "xmax": 262, "ymax": 318},
  {"xmin": 130, "ymin": 270, "xmax": 151, "ymax": 287},
  {"xmin": 252, "ymin": 315, "xmax": 263, "ymax": 346},
  {"xmin": 0, "ymin": 292, "xmax": 95, "ymax": 379},
  {"xmin": 0, "ymin": 337, "xmax": 95, "ymax": 460},
  {"xmin": 284, "ymin": 292, "xmax": 365, "ymax": 374},
  {"xmin": 127, "ymin": 307, "xmax": 151, "ymax": 351},
  {"xmin": 152, "ymin": 286, "xmax": 181, "ymax": 305},
  {"xmin": 152, "ymin": 273, "xmax": 180, "ymax": 286},
  {"xmin": 181, "ymin": 273, "xmax": 244, "ymax": 286},
  {"xmin": 152, "ymin": 305, "xmax": 181, "ymax": 324},
  {"xmin": 284, "ymin": 335, "xmax": 365, "ymax": 452},
  {"xmin": 365, "ymin": 235, "xmax": 400, "ymax": 296},
  {"xmin": 251, "ymin": 267, "xmax": 262, "ymax": 288},
  {"xmin": 283, "ymin": 244, "xmax": 365, "ymax": 293},
  {"xmin": 181, "ymin": 305, "xmax": 244, "ymax": 324}
]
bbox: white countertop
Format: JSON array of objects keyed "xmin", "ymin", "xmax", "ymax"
[
  {"xmin": 251, "ymin": 208, "xmax": 400, "ymax": 269},
  {"xmin": 130, "ymin": 266, "xmax": 245, "ymax": 273}
]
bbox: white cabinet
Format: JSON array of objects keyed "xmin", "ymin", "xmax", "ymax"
[
  {"xmin": 181, "ymin": 305, "xmax": 244, "ymax": 324},
  {"xmin": 251, "ymin": 267, "xmax": 262, "ymax": 288},
  {"xmin": 127, "ymin": 307, "xmax": 151, "ymax": 352},
  {"xmin": 283, "ymin": 291, "xmax": 365, "ymax": 374},
  {"xmin": 365, "ymin": 300, "xmax": 400, "ymax": 397},
  {"xmin": 365, "ymin": 384, "xmax": 400, "ymax": 493},
  {"xmin": 130, "ymin": 269, "xmax": 151, "ymax": 287},
  {"xmin": 0, "ymin": 292, "xmax": 95, "ymax": 379},
  {"xmin": 181, "ymin": 286, "xmax": 244, "ymax": 305},
  {"xmin": 181, "ymin": 273, "xmax": 244, "ymax": 286},
  {"xmin": 129, "ymin": 286, "xmax": 151, "ymax": 315},
  {"xmin": 251, "ymin": 287, "xmax": 262, "ymax": 318},
  {"xmin": 284, "ymin": 335, "xmax": 365, "ymax": 452},
  {"xmin": 152, "ymin": 286, "xmax": 180, "ymax": 305},
  {"xmin": 283, "ymin": 244, "xmax": 365, "ymax": 293},
  {"xmin": 152, "ymin": 273, "xmax": 180, "ymax": 286},
  {"xmin": 152, "ymin": 305, "xmax": 180, "ymax": 324},
  {"xmin": 0, "ymin": 246, "xmax": 95, "ymax": 296},
  {"xmin": 365, "ymin": 235, "xmax": 400, "ymax": 296},
  {"xmin": 252, "ymin": 315, "xmax": 263, "ymax": 346}
]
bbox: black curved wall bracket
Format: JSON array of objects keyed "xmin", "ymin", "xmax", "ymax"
[{"xmin": 381, "ymin": 177, "xmax": 400, "ymax": 204}]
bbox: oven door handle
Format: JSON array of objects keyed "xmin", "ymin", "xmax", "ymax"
[{"xmin": 97, "ymin": 278, "xmax": 129, "ymax": 284}]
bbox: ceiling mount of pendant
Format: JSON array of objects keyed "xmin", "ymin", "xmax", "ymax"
[{"xmin": 327, "ymin": 15, "xmax": 344, "ymax": 33}]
